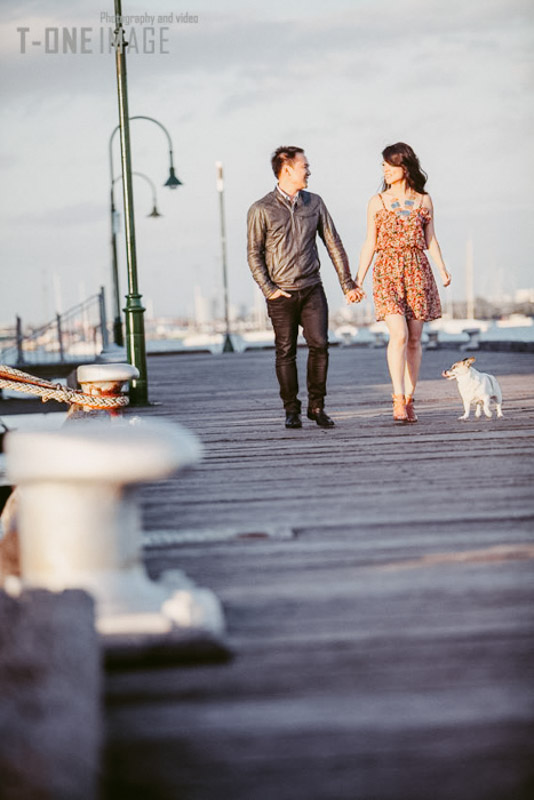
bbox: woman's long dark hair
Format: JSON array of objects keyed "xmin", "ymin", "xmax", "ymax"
[{"xmin": 381, "ymin": 142, "xmax": 428, "ymax": 194}]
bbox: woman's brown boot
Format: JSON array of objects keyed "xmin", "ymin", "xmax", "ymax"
[
  {"xmin": 392, "ymin": 394, "xmax": 408, "ymax": 422},
  {"xmin": 405, "ymin": 395, "xmax": 418, "ymax": 423}
]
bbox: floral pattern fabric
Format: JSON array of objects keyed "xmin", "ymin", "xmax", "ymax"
[{"xmin": 373, "ymin": 207, "xmax": 442, "ymax": 322}]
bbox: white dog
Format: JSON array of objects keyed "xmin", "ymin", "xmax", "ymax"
[{"xmin": 442, "ymin": 357, "xmax": 503, "ymax": 420}]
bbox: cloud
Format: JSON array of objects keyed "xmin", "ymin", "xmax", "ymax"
[
  {"xmin": 8, "ymin": 201, "xmax": 104, "ymax": 227},
  {"xmin": 0, "ymin": 0, "xmax": 533, "ymax": 321},
  {"xmin": 1, "ymin": 0, "xmax": 532, "ymax": 111}
]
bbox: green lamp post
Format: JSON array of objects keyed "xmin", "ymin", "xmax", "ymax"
[
  {"xmin": 111, "ymin": 3, "xmax": 182, "ymax": 402},
  {"xmin": 112, "ymin": 0, "xmax": 146, "ymax": 403}
]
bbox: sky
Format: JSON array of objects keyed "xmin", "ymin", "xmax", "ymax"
[{"xmin": 0, "ymin": 0, "xmax": 533, "ymax": 326}]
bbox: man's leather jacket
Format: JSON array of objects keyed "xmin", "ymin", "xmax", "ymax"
[{"xmin": 247, "ymin": 188, "xmax": 356, "ymax": 298}]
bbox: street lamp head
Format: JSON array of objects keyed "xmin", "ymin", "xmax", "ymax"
[
  {"xmin": 164, "ymin": 166, "xmax": 182, "ymax": 189},
  {"xmin": 148, "ymin": 205, "xmax": 163, "ymax": 218}
]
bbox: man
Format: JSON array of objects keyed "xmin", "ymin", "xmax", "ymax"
[{"xmin": 247, "ymin": 146, "xmax": 362, "ymax": 429}]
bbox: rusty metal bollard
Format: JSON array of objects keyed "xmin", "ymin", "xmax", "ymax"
[
  {"xmin": 4, "ymin": 419, "xmax": 226, "ymax": 644},
  {"xmin": 68, "ymin": 362, "xmax": 140, "ymax": 419}
]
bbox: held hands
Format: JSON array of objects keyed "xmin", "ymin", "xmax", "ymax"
[
  {"xmin": 346, "ymin": 286, "xmax": 366, "ymax": 304},
  {"xmin": 441, "ymin": 270, "xmax": 452, "ymax": 288}
]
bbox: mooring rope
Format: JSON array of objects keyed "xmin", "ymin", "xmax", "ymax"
[{"xmin": 0, "ymin": 365, "xmax": 129, "ymax": 409}]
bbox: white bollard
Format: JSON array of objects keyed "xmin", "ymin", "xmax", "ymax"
[
  {"xmin": 461, "ymin": 328, "xmax": 481, "ymax": 351},
  {"xmin": 371, "ymin": 331, "xmax": 387, "ymax": 348},
  {"xmin": 1, "ymin": 364, "xmax": 138, "ymax": 584},
  {"xmin": 4, "ymin": 419, "xmax": 225, "ymax": 639},
  {"xmin": 77, "ymin": 362, "xmax": 139, "ymax": 395},
  {"xmin": 425, "ymin": 330, "xmax": 440, "ymax": 350}
]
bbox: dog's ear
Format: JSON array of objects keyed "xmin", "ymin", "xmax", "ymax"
[{"xmin": 465, "ymin": 357, "xmax": 476, "ymax": 366}]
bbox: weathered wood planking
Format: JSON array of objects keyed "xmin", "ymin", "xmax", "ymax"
[{"xmin": 91, "ymin": 349, "xmax": 534, "ymax": 798}]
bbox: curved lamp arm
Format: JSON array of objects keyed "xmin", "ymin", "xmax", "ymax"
[
  {"xmin": 109, "ymin": 115, "xmax": 182, "ymax": 194},
  {"xmin": 113, "ymin": 171, "xmax": 162, "ymax": 216}
]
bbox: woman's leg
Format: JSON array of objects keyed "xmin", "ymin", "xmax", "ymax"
[
  {"xmin": 384, "ymin": 314, "xmax": 408, "ymax": 395},
  {"xmin": 405, "ymin": 319, "xmax": 425, "ymax": 397}
]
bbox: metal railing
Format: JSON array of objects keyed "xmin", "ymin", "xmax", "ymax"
[{"xmin": 0, "ymin": 287, "xmax": 109, "ymax": 366}]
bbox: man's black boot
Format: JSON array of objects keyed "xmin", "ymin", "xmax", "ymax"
[
  {"xmin": 285, "ymin": 412, "xmax": 302, "ymax": 429},
  {"xmin": 307, "ymin": 408, "xmax": 335, "ymax": 428}
]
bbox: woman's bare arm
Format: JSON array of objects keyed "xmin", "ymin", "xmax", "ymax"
[
  {"xmin": 423, "ymin": 195, "xmax": 451, "ymax": 287},
  {"xmin": 355, "ymin": 195, "xmax": 381, "ymax": 287}
]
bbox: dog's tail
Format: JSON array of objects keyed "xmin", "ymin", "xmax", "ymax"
[{"xmin": 489, "ymin": 376, "xmax": 502, "ymax": 402}]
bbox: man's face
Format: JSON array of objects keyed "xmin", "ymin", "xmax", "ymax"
[{"xmin": 286, "ymin": 153, "xmax": 310, "ymax": 190}]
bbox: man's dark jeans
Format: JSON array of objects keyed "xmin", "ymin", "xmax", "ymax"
[{"xmin": 266, "ymin": 283, "xmax": 329, "ymax": 414}]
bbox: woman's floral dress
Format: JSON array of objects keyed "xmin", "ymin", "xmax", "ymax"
[{"xmin": 373, "ymin": 195, "xmax": 442, "ymax": 322}]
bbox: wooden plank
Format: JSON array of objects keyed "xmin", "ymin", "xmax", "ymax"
[{"xmin": 51, "ymin": 348, "xmax": 534, "ymax": 798}]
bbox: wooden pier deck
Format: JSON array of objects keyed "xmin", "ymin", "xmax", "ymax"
[{"xmin": 21, "ymin": 346, "xmax": 534, "ymax": 799}]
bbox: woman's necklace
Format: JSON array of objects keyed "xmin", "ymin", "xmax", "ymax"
[{"xmin": 390, "ymin": 195, "xmax": 415, "ymax": 218}]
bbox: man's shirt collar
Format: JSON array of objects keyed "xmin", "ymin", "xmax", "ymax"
[{"xmin": 276, "ymin": 185, "xmax": 299, "ymax": 206}]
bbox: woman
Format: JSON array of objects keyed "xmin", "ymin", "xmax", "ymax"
[{"xmin": 354, "ymin": 143, "xmax": 451, "ymax": 422}]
